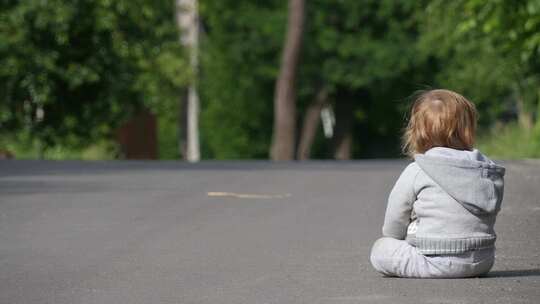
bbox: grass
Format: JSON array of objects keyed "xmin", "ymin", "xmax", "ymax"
[
  {"xmin": 3, "ymin": 121, "xmax": 539, "ymax": 161},
  {"xmin": 477, "ymin": 122, "xmax": 540, "ymax": 159},
  {"xmin": 0, "ymin": 133, "xmax": 117, "ymax": 160},
  {"xmin": 1, "ymin": 112, "xmax": 180, "ymax": 160}
]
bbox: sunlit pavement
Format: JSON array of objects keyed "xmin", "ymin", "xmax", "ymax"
[{"xmin": 1, "ymin": 160, "xmax": 539, "ymax": 304}]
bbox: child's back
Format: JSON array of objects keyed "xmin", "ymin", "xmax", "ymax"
[
  {"xmin": 370, "ymin": 90, "xmax": 505, "ymax": 278},
  {"xmin": 403, "ymin": 147, "xmax": 504, "ymax": 255}
]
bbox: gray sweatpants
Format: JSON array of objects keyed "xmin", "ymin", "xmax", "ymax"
[{"xmin": 370, "ymin": 237, "xmax": 495, "ymax": 278}]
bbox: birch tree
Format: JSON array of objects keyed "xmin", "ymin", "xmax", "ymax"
[{"xmin": 176, "ymin": 0, "xmax": 200, "ymax": 162}]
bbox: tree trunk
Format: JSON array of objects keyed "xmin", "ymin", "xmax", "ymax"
[
  {"xmin": 297, "ymin": 87, "xmax": 328, "ymax": 160},
  {"xmin": 176, "ymin": 0, "xmax": 200, "ymax": 162},
  {"xmin": 270, "ymin": 0, "xmax": 305, "ymax": 161},
  {"xmin": 332, "ymin": 99, "xmax": 354, "ymax": 160},
  {"xmin": 333, "ymin": 132, "xmax": 352, "ymax": 160}
]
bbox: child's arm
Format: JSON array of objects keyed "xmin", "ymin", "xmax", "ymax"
[{"xmin": 382, "ymin": 163, "xmax": 419, "ymax": 240}]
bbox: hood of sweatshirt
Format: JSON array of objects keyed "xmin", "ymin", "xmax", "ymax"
[{"xmin": 414, "ymin": 147, "xmax": 505, "ymax": 215}]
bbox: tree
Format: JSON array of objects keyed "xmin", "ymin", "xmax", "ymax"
[
  {"xmin": 296, "ymin": 86, "xmax": 328, "ymax": 160},
  {"xmin": 296, "ymin": 0, "xmax": 425, "ymax": 158},
  {"xmin": 270, "ymin": 0, "xmax": 306, "ymax": 160},
  {"xmin": 176, "ymin": 0, "xmax": 200, "ymax": 162},
  {"xmin": 198, "ymin": 0, "xmax": 284, "ymax": 159},
  {"xmin": 199, "ymin": 0, "xmax": 428, "ymax": 159},
  {"xmin": 418, "ymin": 0, "xmax": 540, "ymax": 129},
  {"xmin": 0, "ymin": 0, "xmax": 189, "ymax": 154}
]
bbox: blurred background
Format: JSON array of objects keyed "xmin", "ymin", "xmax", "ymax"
[{"xmin": 1, "ymin": 0, "xmax": 539, "ymax": 161}]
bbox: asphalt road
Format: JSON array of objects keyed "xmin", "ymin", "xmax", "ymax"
[{"xmin": 1, "ymin": 160, "xmax": 539, "ymax": 304}]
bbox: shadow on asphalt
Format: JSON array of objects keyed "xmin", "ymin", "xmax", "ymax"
[
  {"xmin": 379, "ymin": 269, "xmax": 540, "ymax": 280},
  {"xmin": 486, "ymin": 269, "xmax": 540, "ymax": 278}
]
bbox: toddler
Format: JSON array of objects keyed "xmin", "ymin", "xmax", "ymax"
[{"xmin": 370, "ymin": 89, "xmax": 505, "ymax": 278}]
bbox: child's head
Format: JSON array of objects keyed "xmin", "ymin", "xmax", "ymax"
[{"xmin": 402, "ymin": 89, "xmax": 477, "ymax": 157}]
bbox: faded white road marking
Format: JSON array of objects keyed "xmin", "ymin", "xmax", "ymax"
[
  {"xmin": 207, "ymin": 192, "xmax": 291, "ymax": 199},
  {"xmin": 322, "ymin": 295, "xmax": 393, "ymax": 301}
]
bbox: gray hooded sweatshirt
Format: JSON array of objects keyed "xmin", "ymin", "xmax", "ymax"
[{"xmin": 382, "ymin": 147, "xmax": 505, "ymax": 255}]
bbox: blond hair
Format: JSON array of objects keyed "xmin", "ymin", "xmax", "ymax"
[{"xmin": 402, "ymin": 89, "xmax": 477, "ymax": 157}]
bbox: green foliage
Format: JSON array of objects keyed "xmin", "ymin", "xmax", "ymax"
[
  {"xmin": 0, "ymin": 130, "xmax": 117, "ymax": 159},
  {"xmin": 304, "ymin": 0, "xmax": 421, "ymax": 89},
  {"xmin": 477, "ymin": 123, "xmax": 540, "ymax": 159},
  {"xmin": 199, "ymin": 0, "xmax": 285, "ymax": 159},
  {"xmin": 199, "ymin": 0, "xmax": 430, "ymax": 158},
  {"xmin": 0, "ymin": 0, "xmax": 188, "ymax": 150},
  {"xmin": 419, "ymin": 0, "xmax": 540, "ymax": 126},
  {"xmin": 303, "ymin": 0, "xmax": 429, "ymax": 157},
  {"xmin": 2, "ymin": 0, "xmax": 538, "ymax": 159},
  {"xmin": 198, "ymin": 0, "xmax": 539, "ymax": 159},
  {"xmin": 157, "ymin": 101, "xmax": 180, "ymax": 159}
]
